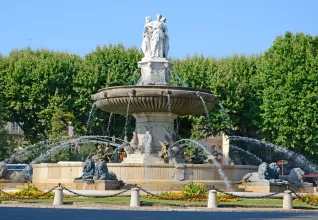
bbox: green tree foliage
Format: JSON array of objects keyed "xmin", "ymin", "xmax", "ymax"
[
  {"xmin": 3, "ymin": 48, "xmax": 81, "ymax": 143},
  {"xmin": 256, "ymin": 32, "xmax": 318, "ymax": 161},
  {"xmin": 0, "ymin": 55, "xmax": 15, "ymax": 160},
  {"xmin": 74, "ymin": 44, "xmax": 142, "ymax": 137},
  {"xmin": 173, "ymin": 54, "xmax": 260, "ymax": 138}
]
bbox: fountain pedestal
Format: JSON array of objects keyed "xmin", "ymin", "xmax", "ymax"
[
  {"xmin": 138, "ymin": 58, "xmax": 172, "ymax": 85},
  {"xmin": 123, "ymin": 112, "xmax": 178, "ymax": 164}
]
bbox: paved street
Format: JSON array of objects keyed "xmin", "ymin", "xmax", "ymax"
[{"xmin": 0, "ymin": 207, "xmax": 317, "ymax": 220}]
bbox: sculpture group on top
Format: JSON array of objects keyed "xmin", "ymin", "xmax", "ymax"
[{"xmin": 141, "ymin": 14, "xmax": 169, "ymax": 59}]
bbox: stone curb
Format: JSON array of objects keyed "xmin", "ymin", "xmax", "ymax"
[{"xmin": 0, "ymin": 203, "xmax": 317, "ymax": 213}]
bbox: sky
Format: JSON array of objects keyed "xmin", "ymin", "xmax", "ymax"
[{"xmin": 1, "ymin": 0, "xmax": 318, "ymax": 58}]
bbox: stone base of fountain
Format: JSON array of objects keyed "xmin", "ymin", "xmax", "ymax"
[
  {"xmin": 237, "ymin": 182, "xmax": 315, "ymax": 193},
  {"xmin": 31, "ymin": 162, "xmax": 258, "ymax": 191},
  {"xmin": 72, "ymin": 179, "xmax": 120, "ymax": 190}
]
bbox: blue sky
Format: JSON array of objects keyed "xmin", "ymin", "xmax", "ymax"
[{"xmin": 1, "ymin": 0, "xmax": 317, "ymax": 58}]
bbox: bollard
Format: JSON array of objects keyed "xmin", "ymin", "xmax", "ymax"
[
  {"xmin": 314, "ymin": 187, "xmax": 317, "ymax": 193},
  {"xmin": 207, "ymin": 190, "xmax": 218, "ymax": 208},
  {"xmin": 283, "ymin": 190, "xmax": 293, "ymax": 209},
  {"xmin": 130, "ymin": 188, "xmax": 140, "ymax": 207},
  {"xmin": 53, "ymin": 187, "xmax": 64, "ymax": 205}
]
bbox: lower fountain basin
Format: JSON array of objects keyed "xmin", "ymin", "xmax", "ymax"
[{"xmin": 91, "ymin": 86, "xmax": 217, "ymax": 115}]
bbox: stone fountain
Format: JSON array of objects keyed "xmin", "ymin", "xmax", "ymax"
[
  {"xmin": 31, "ymin": 14, "xmax": 258, "ymax": 190},
  {"xmin": 91, "ymin": 15, "xmax": 216, "ymax": 163}
]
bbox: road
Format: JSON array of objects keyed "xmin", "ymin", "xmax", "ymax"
[{"xmin": 0, "ymin": 207, "xmax": 317, "ymax": 220}]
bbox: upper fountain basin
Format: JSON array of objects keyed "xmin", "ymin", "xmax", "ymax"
[{"xmin": 91, "ymin": 85, "xmax": 217, "ymax": 116}]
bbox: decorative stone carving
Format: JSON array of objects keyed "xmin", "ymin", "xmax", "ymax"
[
  {"xmin": 239, "ymin": 162, "xmax": 288, "ymax": 185},
  {"xmin": 0, "ymin": 162, "xmax": 8, "ymax": 179},
  {"xmin": 9, "ymin": 171, "xmax": 29, "ymax": 183},
  {"xmin": 268, "ymin": 162, "xmax": 280, "ymax": 180},
  {"xmin": 189, "ymin": 148, "xmax": 205, "ymax": 164},
  {"xmin": 75, "ymin": 159, "xmax": 95, "ymax": 180},
  {"xmin": 141, "ymin": 16, "xmax": 152, "ymax": 59},
  {"xmin": 288, "ymin": 168, "xmax": 305, "ymax": 186},
  {"xmin": 141, "ymin": 14, "xmax": 169, "ymax": 60},
  {"xmin": 141, "ymin": 130, "xmax": 152, "ymax": 154},
  {"xmin": 159, "ymin": 141, "xmax": 169, "ymax": 163},
  {"xmin": 94, "ymin": 159, "xmax": 117, "ymax": 180},
  {"xmin": 173, "ymin": 164, "xmax": 185, "ymax": 181}
]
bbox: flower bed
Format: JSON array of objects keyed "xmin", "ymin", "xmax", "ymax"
[
  {"xmin": 0, "ymin": 182, "xmax": 72, "ymax": 200},
  {"xmin": 142, "ymin": 183, "xmax": 241, "ymax": 202},
  {"xmin": 294, "ymin": 194, "xmax": 318, "ymax": 205}
]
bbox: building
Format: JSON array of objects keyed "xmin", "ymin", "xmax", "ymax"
[
  {"xmin": 201, "ymin": 131, "xmax": 230, "ymax": 164},
  {"xmin": 4, "ymin": 122, "xmax": 24, "ymax": 146}
]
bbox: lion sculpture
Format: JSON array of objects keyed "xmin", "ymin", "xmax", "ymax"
[
  {"xmin": 0, "ymin": 162, "xmax": 8, "ymax": 179},
  {"xmin": 288, "ymin": 168, "xmax": 305, "ymax": 186},
  {"xmin": 75, "ymin": 159, "xmax": 95, "ymax": 180},
  {"xmin": 94, "ymin": 159, "xmax": 117, "ymax": 180},
  {"xmin": 240, "ymin": 162, "xmax": 269, "ymax": 183},
  {"xmin": 240, "ymin": 162, "xmax": 288, "ymax": 185}
]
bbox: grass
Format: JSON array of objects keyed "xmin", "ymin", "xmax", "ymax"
[{"xmin": 1, "ymin": 197, "xmax": 317, "ymax": 209}]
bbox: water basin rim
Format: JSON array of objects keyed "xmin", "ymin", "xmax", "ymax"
[
  {"xmin": 95, "ymin": 95, "xmax": 216, "ymax": 103},
  {"xmin": 97, "ymin": 85, "xmax": 215, "ymax": 94}
]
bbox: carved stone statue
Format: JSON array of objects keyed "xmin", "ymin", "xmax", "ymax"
[
  {"xmin": 268, "ymin": 163, "xmax": 280, "ymax": 180},
  {"xmin": 239, "ymin": 162, "xmax": 288, "ymax": 185},
  {"xmin": 288, "ymin": 168, "xmax": 305, "ymax": 186},
  {"xmin": 141, "ymin": 14, "xmax": 169, "ymax": 59},
  {"xmin": 141, "ymin": 16, "xmax": 152, "ymax": 59},
  {"xmin": 142, "ymin": 130, "xmax": 152, "ymax": 154},
  {"xmin": 94, "ymin": 159, "xmax": 117, "ymax": 180},
  {"xmin": 159, "ymin": 141, "xmax": 169, "ymax": 163},
  {"xmin": 10, "ymin": 171, "xmax": 29, "ymax": 183},
  {"xmin": 151, "ymin": 14, "xmax": 166, "ymax": 58},
  {"xmin": 0, "ymin": 162, "xmax": 8, "ymax": 179},
  {"xmin": 189, "ymin": 148, "xmax": 205, "ymax": 164},
  {"xmin": 240, "ymin": 162, "xmax": 270, "ymax": 183},
  {"xmin": 75, "ymin": 159, "xmax": 95, "ymax": 180},
  {"xmin": 161, "ymin": 17, "xmax": 169, "ymax": 58}
]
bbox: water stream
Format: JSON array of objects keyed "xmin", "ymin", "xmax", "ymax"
[
  {"xmin": 124, "ymin": 94, "xmax": 132, "ymax": 137},
  {"xmin": 230, "ymin": 145, "xmax": 263, "ymax": 164},
  {"xmin": 106, "ymin": 113, "xmax": 113, "ymax": 136},
  {"xmin": 86, "ymin": 103, "xmax": 97, "ymax": 134},
  {"xmin": 230, "ymin": 136, "xmax": 318, "ymax": 172},
  {"xmin": 167, "ymin": 93, "xmax": 173, "ymax": 132},
  {"xmin": 170, "ymin": 139, "xmax": 232, "ymax": 190},
  {"xmin": 171, "ymin": 72, "xmax": 188, "ymax": 87}
]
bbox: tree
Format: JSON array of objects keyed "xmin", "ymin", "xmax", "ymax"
[
  {"xmin": 172, "ymin": 55, "xmax": 260, "ymax": 138},
  {"xmin": 256, "ymin": 32, "xmax": 318, "ymax": 162},
  {"xmin": 73, "ymin": 44, "xmax": 142, "ymax": 137},
  {"xmin": 3, "ymin": 48, "xmax": 82, "ymax": 143}
]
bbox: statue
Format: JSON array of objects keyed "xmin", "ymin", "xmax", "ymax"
[
  {"xmin": 239, "ymin": 162, "xmax": 288, "ymax": 185},
  {"xmin": 159, "ymin": 141, "xmax": 170, "ymax": 163},
  {"xmin": 288, "ymin": 168, "xmax": 305, "ymax": 186},
  {"xmin": 189, "ymin": 148, "xmax": 205, "ymax": 164},
  {"xmin": 75, "ymin": 159, "xmax": 95, "ymax": 180},
  {"xmin": 109, "ymin": 147, "xmax": 121, "ymax": 163},
  {"xmin": 141, "ymin": 16, "xmax": 153, "ymax": 59},
  {"xmin": 125, "ymin": 132, "xmax": 139, "ymax": 155},
  {"xmin": 141, "ymin": 14, "xmax": 169, "ymax": 59},
  {"xmin": 10, "ymin": 171, "xmax": 29, "ymax": 183},
  {"xmin": 161, "ymin": 17, "xmax": 169, "ymax": 58},
  {"xmin": 151, "ymin": 14, "xmax": 166, "ymax": 58},
  {"xmin": 142, "ymin": 130, "xmax": 152, "ymax": 154},
  {"xmin": 268, "ymin": 163, "xmax": 280, "ymax": 180},
  {"xmin": 94, "ymin": 159, "xmax": 117, "ymax": 180},
  {"xmin": 0, "ymin": 162, "xmax": 8, "ymax": 179},
  {"xmin": 91, "ymin": 144, "xmax": 110, "ymax": 162}
]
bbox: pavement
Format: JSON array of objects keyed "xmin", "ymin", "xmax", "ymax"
[
  {"xmin": 1, "ymin": 206, "xmax": 318, "ymax": 220},
  {"xmin": 1, "ymin": 202, "xmax": 318, "ymax": 212}
]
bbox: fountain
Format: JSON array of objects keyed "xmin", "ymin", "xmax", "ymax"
[{"xmin": 28, "ymin": 14, "xmax": 259, "ymax": 191}]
